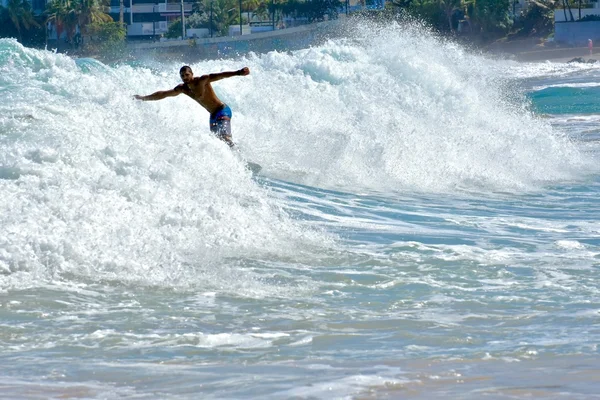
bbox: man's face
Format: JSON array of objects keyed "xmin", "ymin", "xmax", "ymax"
[{"xmin": 180, "ymin": 70, "xmax": 193, "ymax": 83}]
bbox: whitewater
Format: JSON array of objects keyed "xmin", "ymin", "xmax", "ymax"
[{"xmin": 1, "ymin": 21, "xmax": 600, "ymax": 399}]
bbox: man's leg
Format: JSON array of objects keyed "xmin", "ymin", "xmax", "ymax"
[
  {"xmin": 211, "ymin": 117, "xmax": 235, "ymax": 147},
  {"xmin": 220, "ymin": 134, "xmax": 235, "ymax": 148}
]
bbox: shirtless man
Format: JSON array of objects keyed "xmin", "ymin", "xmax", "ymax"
[{"xmin": 134, "ymin": 65, "xmax": 250, "ymax": 147}]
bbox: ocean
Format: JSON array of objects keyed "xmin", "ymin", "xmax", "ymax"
[{"xmin": 1, "ymin": 22, "xmax": 600, "ymax": 399}]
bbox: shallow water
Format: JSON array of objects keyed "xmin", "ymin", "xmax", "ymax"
[{"xmin": 1, "ymin": 21, "xmax": 600, "ymax": 399}]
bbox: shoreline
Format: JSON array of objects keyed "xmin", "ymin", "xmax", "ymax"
[
  {"xmin": 68, "ymin": 25, "xmax": 598, "ymax": 65},
  {"xmin": 510, "ymin": 46, "xmax": 596, "ymax": 63},
  {"xmin": 484, "ymin": 38, "xmax": 597, "ymax": 63}
]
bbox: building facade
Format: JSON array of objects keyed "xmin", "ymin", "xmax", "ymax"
[
  {"xmin": 109, "ymin": 0, "xmax": 192, "ymax": 39},
  {"xmin": 3, "ymin": 0, "xmax": 376, "ymax": 41}
]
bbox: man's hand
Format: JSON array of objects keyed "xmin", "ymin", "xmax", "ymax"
[{"xmin": 239, "ymin": 67, "xmax": 250, "ymax": 76}]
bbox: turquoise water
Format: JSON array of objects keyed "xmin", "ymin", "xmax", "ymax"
[
  {"xmin": 1, "ymin": 23, "xmax": 600, "ymax": 399},
  {"xmin": 529, "ymin": 85, "xmax": 600, "ymax": 114}
]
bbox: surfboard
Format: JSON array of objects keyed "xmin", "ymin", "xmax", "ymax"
[
  {"xmin": 231, "ymin": 146, "xmax": 261, "ymax": 174},
  {"xmin": 246, "ymin": 161, "xmax": 262, "ymax": 175}
]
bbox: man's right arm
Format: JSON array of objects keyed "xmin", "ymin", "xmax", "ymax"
[
  {"xmin": 134, "ymin": 86, "xmax": 182, "ymax": 101},
  {"xmin": 206, "ymin": 67, "xmax": 250, "ymax": 82}
]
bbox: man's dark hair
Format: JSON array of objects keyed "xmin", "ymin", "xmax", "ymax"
[{"xmin": 180, "ymin": 65, "xmax": 192, "ymax": 74}]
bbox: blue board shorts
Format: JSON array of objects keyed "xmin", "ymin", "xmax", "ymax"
[{"xmin": 209, "ymin": 104, "xmax": 232, "ymax": 138}]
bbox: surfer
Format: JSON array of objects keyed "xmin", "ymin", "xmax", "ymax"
[{"xmin": 134, "ymin": 65, "xmax": 250, "ymax": 147}]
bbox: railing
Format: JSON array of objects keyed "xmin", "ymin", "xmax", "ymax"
[
  {"xmin": 156, "ymin": 3, "xmax": 192, "ymax": 13},
  {"xmin": 156, "ymin": 21, "xmax": 168, "ymax": 33},
  {"xmin": 127, "ymin": 22, "xmax": 168, "ymax": 36},
  {"xmin": 132, "ymin": 4, "xmax": 155, "ymax": 12},
  {"xmin": 109, "ymin": 3, "xmax": 193, "ymax": 15},
  {"xmin": 127, "ymin": 22, "xmax": 155, "ymax": 35}
]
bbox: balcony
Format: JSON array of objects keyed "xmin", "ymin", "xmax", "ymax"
[
  {"xmin": 133, "ymin": 4, "xmax": 155, "ymax": 12},
  {"xmin": 156, "ymin": 3, "xmax": 192, "ymax": 13},
  {"xmin": 109, "ymin": 3, "xmax": 193, "ymax": 15},
  {"xmin": 127, "ymin": 21, "xmax": 170, "ymax": 35}
]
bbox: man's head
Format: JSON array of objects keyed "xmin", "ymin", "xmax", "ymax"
[{"xmin": 180, "ymin": 66, "xmax": 193, "ymax": 83}]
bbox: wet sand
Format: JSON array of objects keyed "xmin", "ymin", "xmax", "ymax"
[
  {"xmin": 492, "ymin": 45, "xmax": 596, "ymax": 63},
  {"xmin": 513, "ymin": 47, "xmax": 597, "ymax": 63},
  {"xmin": 365, "ymin": 354, "xmax": 600, "ymax": 399}
]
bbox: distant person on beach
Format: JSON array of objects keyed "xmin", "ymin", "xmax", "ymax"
[
  {"xmin": 134, "ymin": 65, "xmax": 250, "ymax": 147},
  {"xmin": 589, "ymin": 39, "xmax": 593, "ymax": 56}
]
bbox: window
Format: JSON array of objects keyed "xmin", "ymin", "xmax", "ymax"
[{"xmin": 133, "ymin": 13, "xmax": 162, "ymax": 22}]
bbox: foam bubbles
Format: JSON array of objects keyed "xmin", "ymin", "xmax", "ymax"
[
  {"xmin": 0, "ymin": 39, "xmax": 334, "ymax": 289},
  {"xmin": 228, "ymin": 22, "xmax": 594, "ymax": 192}
]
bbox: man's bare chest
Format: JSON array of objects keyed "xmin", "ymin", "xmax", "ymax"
[{"xmin": 184, "ymin": 84, "xmax": 207, "ymax": 100}]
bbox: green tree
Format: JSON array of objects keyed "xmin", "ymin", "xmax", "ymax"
[
  {"xmin": 563, "ymin": 0, "xmax": 574, "ymax": 21},
  {"xmin": 253, "ymin": 0, "xmax": 270, "ymax": 21},
  {"xmin": 270, "ymin": 0, "xmax": 285, "ymax": 26},
  {"xmin": 166, "ymin": 12, "xmax": 209, "ymax": 38},
  {"xmin": 192, "ymin": 0, "xmax": 208, "ymax": 14},
  {"xmin": 206, "ymin": 0, "xmax": 239, "ymax": 36},
  {"xmin": 46, "ymin": 0, "xmax": 79, "ymax": 43},
  {"xmin": 243, "ymin": 0, "xmax": 261, "ymax": 23},
  {"xmin": 288, "ymin": 0, "xmax": 342, "ymax": 22},
  {"xmin": 409, "ymin": 0, "xmax": 447, "ymax": 30},
  {"xmin": 45, "ymin": 0, "xmax": 111, "ymax": 45},
  {"xmin": 77, "ymin": 0, "xmax": 113, "ymax": 36},
  {"xmin": 513, "ymin": 0, "xmax": 556, "ymax": 36},
  {"xmin": 439, "ymin": 0, "xmax": 463, "ymax": 31},
  {"xmin": 84, "ymin": 21, "xmax": 125, "ymax": 58},
  {"xmin": 471, "ymin": 0, "xmax": 512, "ymax": 38},
  {"xmin": 167, "ymin": 0, "xmax": 237, "ymax": 38},
  {"xmin": 4, "ymin": 0, "xmax": 40, "ymax": 42}
]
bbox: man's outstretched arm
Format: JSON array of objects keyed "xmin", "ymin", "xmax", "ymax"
[
  {"xmin": 134, "ymin": 87, "xmax": 181, "ymax": 101},
  {"xmin": 207, "ymin": 67, "xmax": 250, "ymax": 82}
]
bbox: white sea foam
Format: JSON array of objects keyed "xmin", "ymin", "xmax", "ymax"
[
  {"xmin": 2, "ymin": 23, "xmax": 600, "ymax": 399},
  {"xmin": 0, "ymin": 39, "xmax": 335, "ymax": 291},
  {"xmin": 531, "ymin": 82, "xmax": 600, "ymax": 91},
  {"xmin": 223, "ymin": 23, "xmax": 593, "ymax": 193}
]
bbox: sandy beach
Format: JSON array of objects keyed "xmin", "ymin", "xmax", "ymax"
[
  {"xmin": 512, "ymin": 46, "xmax": 597, "ymax": 62},
  {"xmin": 486, "ymin": 38, "xmax": 597, "ymax": 63}
]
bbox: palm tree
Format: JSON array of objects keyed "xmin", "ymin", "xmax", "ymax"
[
  {"xmin": 201, "ymin": 0, "xmax": 237, "ymax": 36},
  {"xmin": 45, "ymin": 0, "xmax": 65, "ymax": 43},
  {"xmin": 46, "ymin": 0, "xmax": 78, "ymax": 44},
  {"xmin": 192, "ymin": 0, "xmax": 208, "ymax": 14},
  {"xmin": 562, "ymin": 0, "xmax": 574, "ymax": 21},
  {"xmin": 46, "ymin": 0, "xmax": 111, "ymax": 46},
  {"xmin": 253, "ymin": 0, "xmax": 269, "ymax": 21},
  {"xmin": 439, "ymin": 0, "xmax": 463, "ymax": 32},
  {"xmin": 77, "ymin": 0, "xmax": 113, "ymax": 36},
  {"xmin": 243, "ymin": 0, "xmax": 261, "ymax": 24},
  {"xmin": 271, "ymin": 0, "xmax": 286, "ymax": 28},
  {"xmin": 6, "ymin": 0, "xmax": 40, "ymax": 42}
]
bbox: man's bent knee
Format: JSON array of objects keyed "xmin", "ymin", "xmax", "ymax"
[{"xmin": 219, "ymin": 134, "xmax": 235, "ymax": 147}]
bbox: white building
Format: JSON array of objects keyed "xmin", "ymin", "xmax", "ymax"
[
  {"xmin": 555, "ymin": 0, "xmax": 600, "ymax": 22},
  {"xmin": 4, "ymin": 0, "xmax": 382, "ymax": 41},
  {"xmin": 110, "ymin": 0, "xmax": 192, "ymax": 38}
]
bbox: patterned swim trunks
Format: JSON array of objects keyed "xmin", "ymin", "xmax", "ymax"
[{"xmin": 209, "ymin": 104, "xmax": 232, "ymax": 138}]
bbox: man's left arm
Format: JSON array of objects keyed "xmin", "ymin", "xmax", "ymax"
[{"xmin": 207, "ymin": 67, "xmax": 250, "ymax": 82}]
